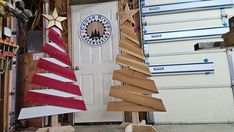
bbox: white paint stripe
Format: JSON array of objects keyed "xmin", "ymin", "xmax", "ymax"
[
  {"xmin": 18, "ymin": 105, "xmax": 82, "ymax": 120},
  {"xmin": 52, "ymin": 27, "xmax": 62, "ymax": 35},
  {"xmin": 37, "ymin": 73, "xmax": 74, "ymax": 83},
  {"xmin": 47, "ymin": 42, "xmax": 65, "ymax": 53},
  {"xmin": 30, "ymin": 89, "xmax": 78, "ymax": 98},
  {"xmin": 42, "ymin": 58, "xmax": 70, "ymax": 68}
]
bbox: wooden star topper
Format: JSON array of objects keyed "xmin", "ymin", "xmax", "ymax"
[
  {"xmin": 119, "ymin": 3, "xmax": 138, "ymax": 25},
  {"xmin": 42, "ymin": 8, "xmax": 67, "ymax": 31}
]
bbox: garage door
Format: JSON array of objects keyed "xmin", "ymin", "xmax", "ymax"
[{"xmin": 140, "ymin": 0, "xmax": 234, "ymax": 123}]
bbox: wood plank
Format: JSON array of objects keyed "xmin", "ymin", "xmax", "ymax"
[
  {"xmin": 30, "ymin": 89, "xmax": 78, "ymax": 98},
  {"xmin": 132, "ymin": 112, "xmax": 139, "ymax": 124},
  {"xmin": 121, "ymin": 68, "xmax": 151, "ymax": 78},
  {"xmin": 113, "ymin": 70, "xmax": 156, "ymax": 91},
  {"xmin": 116, "ymin": 55, "xmax": 150, "ymax": 75},
  {"xmin": 109, "ymin": 87, "xmax": 166, "ymax": 111},
  {"xmin": 107, "ymin": 101, "xmax": 157, "ymax": 112},
  {"xmin": 48, "ymin": 125, "xmax": 75, "ymax": 132},
  {"xmin": 43, "ymin": 58, "xmax": 70, "ymax": 68},
  {"xmin": 51, "ymin": 115, "xmax": 59, "ymax": 127},
  {"xmin": 36, "ymin": 125, "xmax": 75, "ymax": 132},
  {"xmin": 222, "ymin": 30, "xmax": 234, "ymax": 47},
  {"xmin": 132, "ymin": 125, "xmax": 156, "ymax": 132},
  {"xmin": 121, "ymin": 22, "xmax": 140, "ymax": 45},
  {"xmin": 123, "ymin": 54, "xmax": 143, "ymax": 62},
  {"xmin": 67, "ymin": 0, "xmax": 74, "ymax": 124},
  {"xmin": 125, "ymin": 124, "xmax": 156, "ymax": 132},
  {"xmin": 3, "ymin": 70, "xmax": 10, "ymax": 132},
  {"xmin": 112, "ymin": 85, "xmax": 157, "ymax": 94},
  {"xmin": 18, "ymin": 105, "xmax": 81, "ymax": 120},
  {"xmin": 119, "ymin": 38, "xmax": 145, "ymax": 60},
  {"xmin": 38, "ymin": 73, "xmax": 74, "ymax": 83}
]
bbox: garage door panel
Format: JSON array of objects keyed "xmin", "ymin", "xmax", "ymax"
[
  {"xmin": 153, "ymin": 88, "xmax": 234, "ymax": 123},
  {"xmin": 142, "ymin": 0, "xmax": 233, "ymax": 15},
  {"xmin": 143, "ymin": 0, "xmax": 190, "ymax": 6},
  {"xmin": 149, "ymin": 52, "xmax": 231, "ymax": 88},
  {"xmin": 147, "ymin": 38, "xmax": 223, "ymax": 56},
  {"xmin": 145, "ymin": 19, "xmax": 224, "ymax": 33},
  {"xmin": 143, "ymin": 8, "xmax": 234, "ymax": 25}
]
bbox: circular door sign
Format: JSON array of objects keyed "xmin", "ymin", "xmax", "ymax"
[{"xmin": 79, "ymin": 14, "xmax": 112, "ymax": 47}]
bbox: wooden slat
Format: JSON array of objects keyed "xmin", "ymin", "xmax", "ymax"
[
  {"xmin": 123, "ymin": 54, "xmax": 143, "ymax": 62},
  {"xmin": 123, "ymin": 84, "xmax": 157, "ymax": 94},
  {"xmin": 132, "ymin": 112, "xmax": 140, "ymax": 124},
  {"xmin": 109, "ymin": 87, "xmax": 166, "ymax": 111},
  {"xmin": 119, "ymin": 38, "xmax": 145, "ymax": 60},
  {"xmin": 18, "ymin": 105, "xmax": 81, "ymax": 120},
  {"xmin": 113, "ymin": 70, "xmax": 156, "ymax": 91},
  {"xmin": 222, "ymin": 30, "xmax": 234, "ymax": 47},
  {"xmin": 121, "ymin": 22, "xmax": 140, "ymax": 45},
  {"xmin": 116, "ymin": 55, "xmax": 150, "ymax": 75},
  {"xmin": 37, "ymin": 125, "xmax": 75, "ymax": 132},
  {"xmin": 121, "ymin": 68, "xmax": 151, "ymax": 78},
  {"xmin": 128, "ymin": 124, "xmax": 156, "ymax": 132},
  {"xmin": 51, "ymin": 115, "xmax": 59, "ymax": 127},
  {"xmin": 3, "ymin": 70, "xmax": 10, "ymax": 132},
  {"xmin": 112, "ymin": 85, "xmax": 157, "ymax": 95},
  {"xmin": 107, "ymin": 101, "xmax": 157, "ymax": 112}
]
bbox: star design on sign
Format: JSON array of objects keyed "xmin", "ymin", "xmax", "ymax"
[
  {"xmin": 119, "ymin": 3, "xmax": 139, "ymax": 25},
  {"xmin": 42, "ymin": 8, "xmax": 67, "ymax": 31}
]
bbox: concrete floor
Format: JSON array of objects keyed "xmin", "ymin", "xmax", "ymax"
[{"xmin": 75, "ymin": 124, "xmax": 234, "ymax": 132}]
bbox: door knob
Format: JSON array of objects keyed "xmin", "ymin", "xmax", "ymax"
[{"xmin": 73, "ymin": 66, "xmax": 80, "ymax": 71}]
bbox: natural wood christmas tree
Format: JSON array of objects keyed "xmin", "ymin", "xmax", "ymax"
[{"xmin": 107, "ymin": 1, "xmax": 166, "ymax": 131}]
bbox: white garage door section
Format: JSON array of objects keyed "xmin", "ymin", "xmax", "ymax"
[
  {"xmin": 153, "ymin": 88, "xmax": 234, "ymax": 123},
  {"xmin": 72, "ymin": 1, "xmax": 123, "ymax": 123},
  {"xmin": 149, "ymin": 52, "xmax": 231, "ymax": 89},
  {"xmin": 140, "ymin": 0, "xmax": 234, "ymax": 123}
]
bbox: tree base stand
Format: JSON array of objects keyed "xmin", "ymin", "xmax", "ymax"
[
  {"xmin": 119, "ymin": 112, "xmax": 156, "ymax": 132},
  {"xmin": 36, "ymin": 125, "xmax": 75, "ymax": 132},
  {"xmin": 120, "ymin": 120, "xmax": 156, "ymax": 132},
  {"xmin": 36, "ymin": 115, "xmax": 75, "ymax": 132}
]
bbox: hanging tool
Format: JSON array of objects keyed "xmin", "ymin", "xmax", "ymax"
[{"xmin": 0, "ymin": 0, "xmax": 28, "ymax": 23}]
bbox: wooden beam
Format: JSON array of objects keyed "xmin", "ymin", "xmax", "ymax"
[
  {"xmin": 116, "ymin": 55, "xmax": 150, "ymax": 75},
  {"xmin": 109, "ymin": 87, "xmax": 166, "ymax": 111},
  {"xmin": 111, "ymin": 84, "xmax": 157, "ymax": 94},
  {"xmin": 51, "ymin": 115, "xmax": 59, "ymax": 127},
  {"xmin": 121, "ymin": 68, "xmax": 151, "ymax": 78},
  {"xmin": 107, "ymin": 101, "xmax": 157, "ymax": 112},
  {"xmin": 2, "ymin": 70, "xmax": 10, "ymax": 132},
  {"xmin": 67, "ymin": 0, "xmax": 72, "ymax": 59},
  {"xmin": 36, "ymin": 125, "xmax": 75, "ymax": 132},
  {"xmin": 222, "ymin": 30, "xmax": 234, "ymax": 47},
  {"xmin": 121, "ymin": 22, "xmax": 139, "ymax": 45},
  {"xmin": 119, "ymin": 39, "xmax": 145, "ymax": 60},
  {"xmin": 125, "ymin": 124, "xmax": 156, "ymax": 132},
  {"xmin": 132, "ymin": 112, "xmax": 139, "ymax": 124},
  {"xmin": 113, "ymin": 70, "xmax": 156, "ymax": 91}
]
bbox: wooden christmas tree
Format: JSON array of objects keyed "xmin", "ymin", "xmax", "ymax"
[
  {"xmin": 107, "ymin": 1, "xmax": 166, "ymax": 131},
  {"xmin": 18, "ymin": 8, "xmax": 86, "ymax": 132}
]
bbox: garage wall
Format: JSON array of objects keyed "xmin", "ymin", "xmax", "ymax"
[{"xmin": 141, "ymin": 0, "xmax": 234, "ymax": 123}]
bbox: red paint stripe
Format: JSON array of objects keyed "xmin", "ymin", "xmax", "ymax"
[
  {"xmin": 43, "ymin": 43, "xmax": 72, "ymax": 66},
  {"xmin": 32, "ymin": 74, "xmax": 81, "ymax": 96},
  {"xmin": 48, "ymin": 28, "xmax": 66, "ymax": 50},
  {"xmin": 38, "ymin": 59, "xmax": 77, "ymax": 81},
  {"xmin": 26, "ymin": 91, "xmax": 87, "ymax": 110}
]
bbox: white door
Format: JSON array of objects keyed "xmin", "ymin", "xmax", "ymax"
[{"xmin": 71, "ymin": 1, "xmax": 123, "ymax": 123}]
